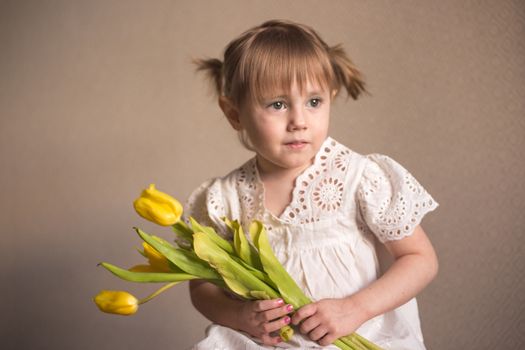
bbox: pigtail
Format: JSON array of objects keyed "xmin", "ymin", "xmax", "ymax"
[
  {"xmin": 193, "ymin": 58, "xmax": 224, "ymax": 96},
  {"xmin": 329, "ymin": 44, "xmax": 367, "ymax": 100}
]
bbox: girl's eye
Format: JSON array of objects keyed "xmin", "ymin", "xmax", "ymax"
[
  {"xmin": 308, "ymin": 98, "xmax": 322, "ymax": 108},
  {"xmin": 270, "ymin": 101, "xmax": 285, "ymax": 110}
]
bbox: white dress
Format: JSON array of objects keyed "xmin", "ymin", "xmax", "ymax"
[{"xmin": 186, "ymin": 137, "xmax": 438, "ymax": 350}]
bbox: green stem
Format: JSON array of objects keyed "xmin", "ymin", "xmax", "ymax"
[
  {"xmin": 333, "ymin": 338, "xmax": 354, "ymax": 350},
  {"xmin": 138, "ymin": 282, "xmax": 178, "ymax": 305},
  {"xmin": 172, "ymin": 220, "xmax": 194, "ymax": 243},
  {"xmin": 354, "ymin": 333, "xmax": 383, "ymax": 350},
  {"xmin": 337, "ymin": 333, "xmax": 383, "ymax": 350}
]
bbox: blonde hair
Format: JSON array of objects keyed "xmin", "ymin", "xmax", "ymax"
[{"xmin": 194, "ymin": 19, "xmax": 366, "ymax": 108}]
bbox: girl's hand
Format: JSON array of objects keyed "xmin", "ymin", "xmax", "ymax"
[
  {"xmin": 237, "ymin": 298, "xmax": 294, "ymax": 345},
  {"xmin": 291, "ymin": 297, "xmax": 366, "ymax": 346}
]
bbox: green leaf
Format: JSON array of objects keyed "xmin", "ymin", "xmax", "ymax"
[
  {"xmin": 249, "ymin": 221, "xmax": 311, "ymax": 308},
  {"xmin": 221, "ymin": 216, "xmax": 234, "ymax": 230},
  {"xmin": 231, "ymin": 220, "xmax": 263, "ymax": 270},
  {"xmin": 193, "ymin": 231, "xmax": 279, "ymax": 299},
  {"xmin": 230, "ymin": 254, "xmax": 278, "ymax": 290},
  {"xmin": 99, "ymin": 262, "xmax": 197, "ymax": 283},
  {"xmin": 189, "ymin": 217, "xmax": 235, "ymax": 255},
  {"xmin": 137, "ymin": 247, "xmax": 147, "ymax": 258},
  {"xmin": 222, "ymin": 276, "xmax": 251, "ymax": 298},
  {"xmin": 249, "ymin": 222, "xmax": 262, "ymax": 250},
  {"xmin": 172, "ymin": 220, "xmax": 194, "ymax": 245},
  {"xmin": 135, "ymin": 227, "xmax": 221, "ymax": 280},
  {"xmin": 248, "ymin": 290, "xmax": 271, "ymax": 300}
]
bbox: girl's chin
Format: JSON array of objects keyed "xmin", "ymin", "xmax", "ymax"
[
  {"xmin": 257, "ymin": 156, "xmax": 312, "ymax": 173},
  {"xmin": 276, "ymin": 156, "xmax": 316, "ymax": 172}
]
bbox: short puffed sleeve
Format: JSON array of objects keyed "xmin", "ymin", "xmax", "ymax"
[
  {"xmin": 357, "ymin": 154, "xmax": 438, "ymax": 243},
  {"xmin": 184, "ymin": 179, "xmax": 231, "ymax": 240}
]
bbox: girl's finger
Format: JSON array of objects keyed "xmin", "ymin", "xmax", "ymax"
[
  {"xmin": 253, "ymin": 298, "xmax": 284, "ymax": 312},
  {"xmin": 298, "ymin": 314, "xmax": 320, "ymax": 334},
  {"xmin": 308, "ymin": 325, "xmax": 328, "ymax": 341},
  {"xmin": 318, "ymin": 333, "xmax": 337, "ymax": 347},
  {"xmin": 260, "ymin": 333, "xmax": 283, "ymax": 346},
  {"xmin": 291, "ymin": 303, "xmax": 316, "ymax": 325},
  {"xmin": 262, "ymin": 315, "xmax": 292, "ymax": 334},
  {"xmin": 256, "ymin": 303, "xmax": 294, "ymax": 323}
]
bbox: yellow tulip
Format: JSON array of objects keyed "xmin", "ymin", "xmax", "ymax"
[
  {"xmin": 133, "ymin": 184, "xmax": 182, "ymax": 226},
  {"xmin": 93, "ymin": 290, "xmax": 138, "ymax": 316},
  {"xmin": 130, "ymin": 242, "xmax": 172, "ymax": 272}
]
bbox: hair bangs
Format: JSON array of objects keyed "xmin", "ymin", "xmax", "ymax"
[{"xmin": 236, "ymin": 29, "xmax": 335, "ymax": 106}]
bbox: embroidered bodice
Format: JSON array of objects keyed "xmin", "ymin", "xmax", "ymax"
[{"xmin": 186, "ymin": 137, "xmax": 437, "ymax": 243}]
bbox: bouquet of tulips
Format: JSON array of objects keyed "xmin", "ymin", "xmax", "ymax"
[{"xmin": 94, "ymin": 184, "xmax": 381, "ymax": 350}]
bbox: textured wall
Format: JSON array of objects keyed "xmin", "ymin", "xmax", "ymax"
[{"xmin": 1, "ymin": 1, "xmax": 524, "ymax": 349}]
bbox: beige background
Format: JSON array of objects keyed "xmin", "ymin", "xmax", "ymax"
[{"xmin": 1, "ymin": 1, "xmax": 524, "ymax": 349}]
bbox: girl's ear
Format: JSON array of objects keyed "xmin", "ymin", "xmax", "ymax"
[{"xmin": 219, "ymin": 96, "xmax": 242, "ymax": 130}]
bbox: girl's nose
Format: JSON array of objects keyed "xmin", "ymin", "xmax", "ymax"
[{"xmin": 287, "ymin": 108, "xmax": 307, "ymax": 131}]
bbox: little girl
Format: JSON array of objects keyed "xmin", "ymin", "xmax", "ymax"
[{"xmin": 186, "ymin": 20, "xmax": 439, "ymax": 350}]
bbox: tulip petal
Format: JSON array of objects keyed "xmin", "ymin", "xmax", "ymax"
[{"xmin": 142, "ymin": 242, "xmax": 174, "ymax": 272}]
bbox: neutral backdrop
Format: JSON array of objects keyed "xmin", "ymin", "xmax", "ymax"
[{"xmin": 1, "ymin": 1, "xmax": 524, "ymax": 349}]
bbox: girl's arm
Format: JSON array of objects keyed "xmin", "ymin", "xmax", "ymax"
[
  {"xmin": 189, "ymin": 280, "xmax": 293, "ymax": 345},
  {"xmin": 291, "ymin": 225, "xmax": 438, "ymax": 346}
]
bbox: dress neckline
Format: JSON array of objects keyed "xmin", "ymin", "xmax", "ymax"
[{"xmin": 250, "ymin": 136, "xmax": 335, "ymax": 223}]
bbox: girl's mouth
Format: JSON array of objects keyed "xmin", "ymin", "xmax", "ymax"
[{"xmin": 285, "ymin": 141, "xmax": 308, "ymax": 150}]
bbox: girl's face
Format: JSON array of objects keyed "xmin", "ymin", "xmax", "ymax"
[{"xmin": 239, "ymin": 80, "xmax": 332, "ymax": 177}]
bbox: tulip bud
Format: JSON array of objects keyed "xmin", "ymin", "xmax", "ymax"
[
  {"xmin": 280, "ymin": 325, "xmax": 294, "ymax": 342},
  {"xmin": 133, "ymin": 184, "xmax": 182, "ymax": 226},
  {"xmin": 93, "ymin": 290, "xmax": 138, "ymax": 316},
  {"xmin": 142, "ymin": 242, "xmax": 172, "ymax": 272}
]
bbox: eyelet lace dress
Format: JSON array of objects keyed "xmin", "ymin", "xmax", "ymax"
[{"xmin": 186, "ymin": 137, "xmax": 438, "ymax": 350}]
